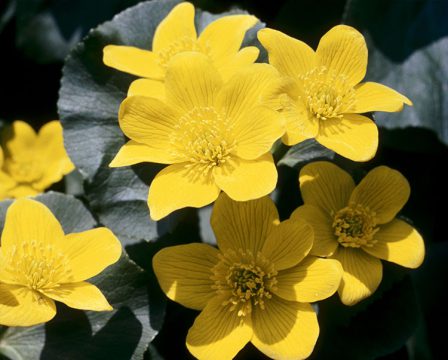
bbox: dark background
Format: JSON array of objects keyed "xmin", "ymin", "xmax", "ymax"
[{"xmin": 0, "ymin": 0, "xmax": 447, "ymax": 359}]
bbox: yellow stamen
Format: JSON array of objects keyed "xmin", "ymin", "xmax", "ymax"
[
  {"xmin": 157, "ymin": 36, "xmax": 210, "ymax": 68},
  {"xmin": 211, "ymin": 249, "xmax": 277, "ymax": 317},
  {"xmin": 333, "ymin": 204, "xmax": 379, "ymax": 248},
  {"xmin": 300, "ymin": 66, "xmax": 356, "ymax": 120},
  {"xmin": 171, "ymin": 107, "xmax": 236, "ymax": 177}
]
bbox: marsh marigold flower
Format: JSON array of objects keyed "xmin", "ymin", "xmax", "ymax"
[
  {"xmin": 0, "ymin": 199, "xmax": 122, "ymax": 326},
  {"xmin": 291, "ymin": 161, "xmax": 425, "ymax": 305},
  {"xmin": 110, "ymin": 52, "xmax": 285, "ymax": 220},
  {"xmin": 103, "ymin": 2, "xmax": 259, "ymax": 82},
  {"xmin": 153, "ymin": 194, "xmax": 342, "ymax": 359},
  {"xmin": 258, "ymin": 25, "xmax": 412, "ymax": 161},
  {"xmin": 0, "ymin": 121, "xmax": 75, "ymax": 199}
]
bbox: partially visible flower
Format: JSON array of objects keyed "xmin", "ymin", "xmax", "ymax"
[
  {"xmin": 0, "ymin": 120, "xmax": 75, "ymax": 199},
  {"xmin": 110, "ymin": 52, "xmax": 285, "ymax": 220},
  {"xmin": 258, "ymin": 25, "xmax": 412, "ymax": 161},
  {"xmin": 153, "ymin": 193, "xmax": 342, "ymax": 359},
  {"xmin": 0, "ymin": 198, "xmax": 122, "ymax": 326},
  {"xmin": 292, "ymin": 161, "xmax": 425, "ymax": 305},
  {"xmin": 103, "ymin": 2, "xmax": 259, "ymax": 82}
]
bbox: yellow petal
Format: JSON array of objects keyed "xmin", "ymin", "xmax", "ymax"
[
  {"xmin": 4, "ymin": 184, "xmax": 39, "ymax": 198},
  {"xmin": 281, "ymin": 97, "xmax": 319, "ymax": 146},
  {"xmin": 299, "ymin": 161, "xmax": 355, "ymax": 215},
  {"xmin": 333, "ymin": 247, "xmax": 382, "ymax": 306},
  {"xmin": 316, "ymin": 113, "xmax": 378, "ymax": 162},
  {"xmin": 275, "ymin": 257, "xmax": 342, "ymax": 302},
  {"xmin": 186, "ymin": 296, "xmax": 252, "ymax": 360},
  {"xmin": 291, "ymin": 205, "xmax": 338, "ymax": 257},
  {"xmin": 118, "ymin": 96, "xmax": 181, "ymax": 158},
  {"xmin": 1, "ymin": 198, "xmax": 64, "ymax": 251},
  {"xmin": 364, "ymin": 219, "xmax": 425, "ymax": 268},
  {"xmin": 349, "ymin": 166, "xmax": 410, "ymax": 224},
  {"xmin": 352, "ymin": 82, "xmax": 412, "ymax": 113},
  {"xmin": 218, "ymin": 46, "xmax": 259, "ymax": 81},
  {"xmin": 217, "ymin": 63, "xmax": 283, "ymax": 122},
  {"xmin": 165, "ymin": 52, "xmax": 222, "ymax": 111},
  {"xmin": 110, "ymin": 140, "xmax": 179, "ymax": 167},
  {"xmin": 198, "ymin": 14, "xmax": 258, "ymax": 67},
  {"xmin": 211, "ymin": 193, "xmax": 279, "ymax": 255},
  {"xmin": 234, "ymin": 106, "xmax": 284, "ymax": 160},
  {"xmin": 152, "ymin": 2, "xmax": 197, "ymax": 53},
  {"xmin": 103, "ymin": 45, "xmax": 163, "ymax": 80},
  {"xmin": 316, "ymin": 25, "xmax": 367, "ymax": 86},
  {"xmin": 128, "ymin": 79, "xmax": 165, "ymax": 99},
  {"xmin": 41, "ymin": 281, "xmax": 112, "ymax": 311},
  {"xmin": 0, "ymin": 285, "xmax": 56, "ymax": 327},
  {"xmin": 257, "ymin": 28, "xmax": 316, "ymax": 77},
  {"xmin": 34, "ymin": 120, "xmax": 75, "ymax": 190},
  {"xmin": 261, "ymin": 218, "xmax": 313, "ymax": 270},
  {"xmin": 152, "ymin": 243, "xmax": 219, "ymax": 310},
  {"xmin": 148, "ymin": 163, "xmax": 221, "ymax": 221},
  {"xmin": 60, "ymin": 227, "xmax": 122, "ymax": 282},
  {"xmin": 252, "ymin": 297, "xmax": 319, "ymax": 360},
  {"xmin": 213, "ymin": 153, "xmax": 277, "ymax": 201},
  {"xmin": 2, "ymin": 120, "xmax": 37, "ymax": 158}
]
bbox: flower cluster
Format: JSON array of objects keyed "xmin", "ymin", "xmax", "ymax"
[
  {"xmin": 101, "ymin": 2, "xmax": 422, "ymax": 359},
  {"xmin": 0, "ymin": 2, "xmax": 425, "ymax": 360}
]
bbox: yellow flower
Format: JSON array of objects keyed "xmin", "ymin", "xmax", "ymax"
[
  {"xmin": 0, "ymin": 198, "xmax": 122, "ymax": 326},
  {"xmin": 110, "ymin": 52, "xmax": 285, "ymax": 220},
  {"xmin": 291, "ymin": 161, "xmax": 425, "ymax": 305},
  {"xmin": 258, "ymin": 25, "xmax": 412, "ymax": 161},
  {"xmin": 103, "ymin": 2, "xmax": 259, "ymax": 82},
  {"xmin": 0, "ymin": 120, "xmax": 75, "ymax": 199},
  {"xmin": 153, "ymin": 194, "xmax": 342, "ymax": 360}
]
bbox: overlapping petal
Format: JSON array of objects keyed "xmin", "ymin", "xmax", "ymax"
[
  {"xmin": 128, "ymin": 79, "xmax": 165, "ymax": 99},
  {"xmin": 60, "ymin": 228, "xmax": 122, "ymax": 282},
  {"xmin": 350, "ymin": 166, "xmax": 410, "ymax": 224},
  {"xmin": 316, "ymin": 25, "xmax": 368, "ymax": 86},
  {"xmin": 148, "ymin": 163, "xmax": 221, "ymax": 220},
  {"xmin": 252, "ymin": 297, "xmax": 319, "ymax": 360},
  {"xmin": 258, "ymin": 27, "xmax": 316, "ymax": 77},
  {"xmin": 275, "ymin": 257, "xmax": 342, "ymax": 302},
  {"xmin": 333, "ymin": 247, "xmax": 383, "ymax": 306},
  {"xmin": 186, "ymin": 296, "xmax": 252, "ymax": 360},
  {"xmin": 364, "ymin": 219, "xmax": 425, "ymax": 268},
  {"xmin": 291, "ymin": 205, "xmax": 338, "ymax": 257},
  {"xmin": 211, "ymin": 193, "xmax": 279, "ymax": 255},
  {"xmin": 213, "ymin": 153, "xmax": 277, "ymax": 202},
  {"xmin": 316, "ymin": 113, "xmax": 378, "ymax": 162},
  {"xmin": 299, "ymin": 161, "xmax": 355, "ymax": 215},
  {"xmin": 261, "ymin": 218, "xmax": 313, "ymax": 270},
  {"xmin": 152, "ymin": 243, "xmax": 219, "ymax": 310},
  {"xmin": 41, "ymin": 282, "xmax": 112, "ymax": 311}
]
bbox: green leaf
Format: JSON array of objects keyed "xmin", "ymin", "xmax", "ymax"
[
  {"xmin": 0, "ymin": 0, "xmax": 15, "ymax": 34},
  {"xmin": 277, "ymin": 139, "xmax": 335, "ymax": 168},
  {"xmin": 58, "ymin": 0, "xmax": 263, "ymax": 244},
  {"xmin": 343, "ymin": 0, "xmax": 448, "ymax": 146},
  {"xmin": 0, "ymin": 192, "xmax": 166, "ymax": 360}
]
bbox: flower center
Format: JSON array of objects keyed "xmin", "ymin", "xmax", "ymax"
[
  {"xmin": 1, "ymin": 241, "xmax": 73, "ymax": 292},
  {"xmin": 333, "ymin": 204, "xmax": 379, "ymax": 248},
  {"xmin": 157, "ymin": 36, "xmax": 210, "ymax": 68},
  {"xmin": 300, "ymin": 66, "xmax": 356, "ymax": 120},
  {"xmin": 3, "ymin": 158, "xmax": 43, "ymax": 183},
  {"xmin": 171, "ymin": 107, "xmax": 236, "ymax": 177},
  {"xmin": 212, "ymin": 249, "xmax": 277, "ymax": 317}
]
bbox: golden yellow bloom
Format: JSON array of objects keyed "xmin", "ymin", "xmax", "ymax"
[
  {"xmin": 103, "ymin": 2, "xmax": 259, "ymax": 82},
  {"xmin": 0, "ymin": 120, "xmax": 75, "ymax": 199},
  {"xmin": 153, "ymin": 194, "xmax": 342, "ymax": 360},
  {"xmin": 291, "ymin": 161, "xmax": 425, "ymax": 305},
  {"xmin": 0, "ymin": 198, "xmax": 122, "ymax": 326},
  {"xmin": 110, "ymin": 52, "xmax": 285, "ymax": 220},
  {"xmin": 258, "ymin": 25, "xmax": 412, "ymax": 161}
]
